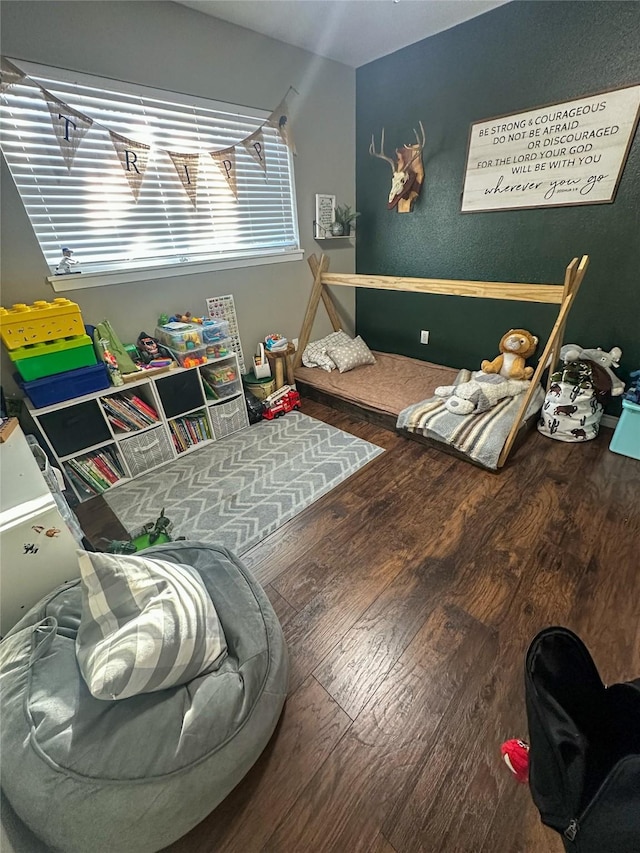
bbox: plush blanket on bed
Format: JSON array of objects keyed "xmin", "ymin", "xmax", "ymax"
[{"xmin": 396, "ymin": 369, "xmax": 545, "ymax": 470}]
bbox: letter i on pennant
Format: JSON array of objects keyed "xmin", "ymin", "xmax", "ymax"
[{"xmin": 167, "ymin": 151, "xmax": 200, "ymax": 209}]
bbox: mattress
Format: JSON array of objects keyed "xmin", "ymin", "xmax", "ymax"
[{"xmin": 294, "ymin": 351, "xmax": 458, "ymax": 417}]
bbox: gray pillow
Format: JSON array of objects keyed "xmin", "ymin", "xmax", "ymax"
[
  {"xmin": 301, "ymin": 329, "xmax": 351, "ymax": 371},
  {"xmin": 326, "ymin": 335, "xmax": 376, "ymax": 373},
  {"xmin": 75, "ymin": 550, "xmax": 227, "ymax": 700}
]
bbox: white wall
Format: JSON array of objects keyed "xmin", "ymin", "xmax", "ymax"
[{"xmin": 0, "ymin": 1, "xmax": 356, "ymax": 395}]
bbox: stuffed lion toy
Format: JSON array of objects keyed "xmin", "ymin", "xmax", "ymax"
[{"xmin": 481, "ymin": 329, "xmax": 538, "ymax": 380}]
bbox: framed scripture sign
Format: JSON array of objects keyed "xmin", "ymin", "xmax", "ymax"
[
  {"xmin": 314, "ymin": 193, "xmax": 336, "ymax": 238},
  {"xmin": 461, "ymin": 84, "xmax": 640, "ymax": 212}
]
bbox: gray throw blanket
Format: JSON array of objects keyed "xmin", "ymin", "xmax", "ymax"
[{"xmin": 396, "ymin": 369, "xmax": 545, "ymax": 469}]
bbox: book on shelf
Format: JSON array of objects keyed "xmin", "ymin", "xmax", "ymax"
[
  {"xmin": 101, "ymin": 393, "xmax": 159, "ymax": 431},
  {"xmin": 65, "ymin": 446, "xmax": 126, "ymax": 495}
]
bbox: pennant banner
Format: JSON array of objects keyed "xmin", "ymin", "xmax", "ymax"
[
  {"xmin": 243, "ymin": 128, "xmax": 267, "ymax": 174},
  {"xmin": 268, "ymin": 97, "xmax": 296, "ymax": 155},
  {"xmin": 168, "ymin": 151, "xmax": 200, "ymax": 209},
  {"xmin": 42, "ymin": 88, "xmax": 94, "ymax": 171},
  {"xmin": 109, "ymin": 131, "xmax": 151, "ymax": 200},
  {"xmin": 0, "ymin": 57, "xmax": 26, "ymax": 94},
  {"xmin": 2, "ymin": 59, "xmax": 298, "ymax": 197},
  {"xmin": 210, "ymin": 146, "xmax": 238, "ymax": 198}
]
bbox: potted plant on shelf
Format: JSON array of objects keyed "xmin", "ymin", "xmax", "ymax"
[{"xmin": 331, "ymin": 204, "xmax": 360, "ymax": 237}]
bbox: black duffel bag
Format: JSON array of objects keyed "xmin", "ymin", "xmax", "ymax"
[{"xmin": 525, "ymin": 627, "xmax": 640, "ymax": 851}]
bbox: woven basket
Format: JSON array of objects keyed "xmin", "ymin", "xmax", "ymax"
[
  {"xmin": 119, "ymin": 426, "xmax": 174, "ymax": 478},
  {"xmin": 208, "ymin": 396, "xmax": 248, "ymax": 440}
]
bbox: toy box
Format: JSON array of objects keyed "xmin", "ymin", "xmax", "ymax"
[
  {"xmin": 201, "ymin": 319, "xmax": 230, "ymax": 344},
  {"xmin": 8, "ymin": 334, "xmax": 97, "ymax": 381},
  {"xmin": 164, "ymin": 344, "xmax": 208, "ymax": 368},
  {"xmin": 0, "ymin": 299, "xmax": 85, "ymax": 350},
  {"xmin": 609, "ymin": 400, "xmax": 640, "ymax": 461},
  {"xmin": 154, "ymin": 322, "xmax": 203, "ymax": 353},
  {"xmin": 19, "ymin": 362, "xmax": 110, "ymax": 409},
  {"xmin": 204, "ymin": 339, "xmax": 232, "ymax": 360}
]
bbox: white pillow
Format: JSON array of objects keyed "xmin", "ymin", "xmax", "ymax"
[
  {"xmin": 302, "ymin": 330, "xmax": 352, "ymax": 371},
  {"xmin": 326, "ymin": 335, "xmax": 376, "ymax": 373},
  {"xmin": 75, "ymin": 550, "xmax": 227, "ymax": 701}
]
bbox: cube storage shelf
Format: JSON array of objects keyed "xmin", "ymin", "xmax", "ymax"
[{"xmin": 26, "ymin": 353, "xmax": 248, "ymax": 502}]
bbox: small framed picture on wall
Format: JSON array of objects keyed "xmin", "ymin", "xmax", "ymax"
[{"xmin": 314, "ymin": 193, "xmax": 336, "ymax": 238}]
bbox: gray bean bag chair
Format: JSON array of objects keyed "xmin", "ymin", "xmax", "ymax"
[{"xmin": 0, "ymin": 543, "xmax": 288, "ymax": 853}]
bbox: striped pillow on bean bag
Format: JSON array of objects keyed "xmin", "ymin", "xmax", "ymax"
[{"xmin": 75, "ymin": 550, "xmax": 227, "ymax": 701}]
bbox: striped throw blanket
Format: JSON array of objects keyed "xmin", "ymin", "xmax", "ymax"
[{"xmin": 396, "ymin": 369, "xmax": 545, "ymax": 470}]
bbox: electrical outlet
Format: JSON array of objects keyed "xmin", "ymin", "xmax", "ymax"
[{"xmin": 420, "ymin": 330, "xmax": 430, "ymax": 345}]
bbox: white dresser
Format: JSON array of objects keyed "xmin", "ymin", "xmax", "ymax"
[{"xmin": 0, "ymin": 421, "xmax": 80, "ymax": 634}]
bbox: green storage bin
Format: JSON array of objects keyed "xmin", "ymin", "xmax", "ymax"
[
  {"xmin": 8, "ymin": 334, "xmax": 97, "ymax": 381},
  {"xmin": 609, "ymin": 400, "xmax": 640, "ymax": 461}
]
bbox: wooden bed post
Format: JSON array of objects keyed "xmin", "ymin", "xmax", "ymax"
[
  {"xmin": 293, "ymin": 253, "xmax": 330, "ymax": 370},
  {"xmin": 310, "ymin": 254, "xmax": 343, "ymax": 334}
]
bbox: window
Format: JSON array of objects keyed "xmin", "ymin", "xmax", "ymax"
[{"xmin": 0, "ymin": 60, "xmax": 301, "ymax": 288}]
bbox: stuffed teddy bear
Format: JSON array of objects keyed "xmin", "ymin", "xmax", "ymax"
[
  {"xmin": 435, "ymin": 372, "xmax": 531, "ymax": 415},
  {"xmin": 481, "ymin": 329, "xmax": 538, "ymax": 380},
  {"xmin": 560, "ymin": 344, "xmax": 624, "ymax": 396}
]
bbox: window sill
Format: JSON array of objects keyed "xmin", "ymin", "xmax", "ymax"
[{"xmin": 47, "ymin": 250, "xmax": 305, "ymax": 292}]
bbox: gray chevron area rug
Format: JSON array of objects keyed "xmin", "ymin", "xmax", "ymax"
[{"xmin": 104, "ymin": 412, "xmax": 383, "ymax": 556}]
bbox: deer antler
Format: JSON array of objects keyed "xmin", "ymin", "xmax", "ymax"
[
  {"xmin": 369, "ymin": 128, "xmax": 395, "ymax": 170},
  {"xmin": 413, "ymin": 121, "xmax": 426, "ymax": 150}
]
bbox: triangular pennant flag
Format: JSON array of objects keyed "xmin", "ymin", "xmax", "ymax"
[
  {"xmin": 167, "ymin": 151, "xmax": 200, "ymax": 209},
  {"xmin": 109, "ymin": 131, "xmax": 151, "ymax": 201},
  {"xmin": 210, "ymin": 146, "xmax": 238, "ymax": 198},
  {"xmin": 267, "ymin": 96, "xmax": 296, "ymax": 155},
  {"xmin": 42, "ymin": 88, "xmax": 93, "ymax": 171},
  {"xmin": 242, "ymin": 128, "xmax": 267, "ymax": 174},
  {"xmin": 0, "ymin": 57, "xmax": 26, "ymax": 94}
]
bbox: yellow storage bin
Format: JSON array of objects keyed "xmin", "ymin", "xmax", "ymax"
[{"xmin": 0, "ymin": 299, "xmax": 85, "ymax": 350}]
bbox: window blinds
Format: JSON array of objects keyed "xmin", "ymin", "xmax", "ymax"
[{"xmin": 0, "ymin": 60, "xmax": 300, "ymax": 276}]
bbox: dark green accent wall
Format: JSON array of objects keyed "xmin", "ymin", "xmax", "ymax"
[{"xmin": 355, "ymin": 1, "xmax": 640, "ymax": 408}]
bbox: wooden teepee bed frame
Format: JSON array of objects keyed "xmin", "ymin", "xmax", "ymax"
[{"xmin": 294, "ymin": 253, "xmax": 589, "ymax": 469}]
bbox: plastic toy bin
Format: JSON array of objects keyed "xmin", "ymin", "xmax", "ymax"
[
  {"xmin": 154, "ymin": 322, "xmax": 203, "ymax": 353},
  {"xmin": 164, "ymin": 345, "xmax": 207, "ymax": 368},
  {"xmin": 8, "ymin": 334, "xmax": 97, "ymax": 381},
  {"xmin": 609, "ymin": 400, "xmax": 640, "ymax": 461},
  {"xmin": 201, "ymin": 319, "xmax": 230, "ymax": 343},
  {"xmin": 0, "ymin": 299, "xmax": 85, "ymax": 349},
  {"xmin": 19, "ymin": 363, "xmax": 110, "ymax": 409}
]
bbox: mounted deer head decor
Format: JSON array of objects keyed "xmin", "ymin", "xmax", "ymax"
[{"xmin": 369, "ymin": 121, "xmax": 426, "ymax": 213}]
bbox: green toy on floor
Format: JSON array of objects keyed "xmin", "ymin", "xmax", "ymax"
[{"xmin": 105, "ymin": 509, "xmax": 184, "ymax": 554}]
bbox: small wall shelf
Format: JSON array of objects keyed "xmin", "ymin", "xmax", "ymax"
[{"xmin": 314, "ymin": 235, "xmax": 352, "ymax": 242}]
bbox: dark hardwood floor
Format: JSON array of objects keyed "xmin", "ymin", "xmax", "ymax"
[{"xmin": 77, "ymin": 400, "xmax": 640, "ymax": 853}]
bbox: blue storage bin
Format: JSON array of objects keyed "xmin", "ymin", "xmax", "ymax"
[
  {"xmin": 609, "ymin": 400, "xmax": 640, "ymax": 461},
  {"xmin": 19, "ymin": 362, "xmax": 110, "ymax": 409}
]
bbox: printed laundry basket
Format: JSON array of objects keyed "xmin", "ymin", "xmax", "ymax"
[{"xmin": 538, "ymin": 361, "xmax": 604, "ymax": 442}]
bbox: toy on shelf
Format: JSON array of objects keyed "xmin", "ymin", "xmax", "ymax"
[
  {"xmin": 136, "ymin": 332, "xmax": 162, "ymax": 364},
  {"xmin": 481, "ymin": 329, "xmax": 538, "ymax": 380},
  {"xmin": 97, "ymin": 338, "xmax": 124, "ymax": 386},
  {"xmin": 262, "ymin": 384, "xmax": 301, "ymax": 420},
  {"xmin": 54, "ymin": 247, "xmax": 81, "ymax": 276},
  {"xmin": 265, "ymin": 333, "xmax": 289, "ymax": 352}
]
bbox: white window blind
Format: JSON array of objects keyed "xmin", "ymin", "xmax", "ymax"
[{"xmin": 0, "ymin": 60, "xmax": 300, "ymax": 280}]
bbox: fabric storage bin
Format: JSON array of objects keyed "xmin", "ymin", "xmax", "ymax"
[
  {"xmin": 208, "ymin": 396, "xmax": 248, "ymax": 440},
  {"xmin": 38, "ymin": 399, "xmax": 112, "ymax": 458},
  {"xmin": 609, "ymin": 400, "xmax": 640, "ymax": 460},
  {"xmin": 19, "ymin": 363, "xmax": 110, "ymax": 409},
  {"xmin": 9, "ymin": 334, "xmax": 97, "ymax": 381},
  {"xmin": 119, "ymin": 425, "xmax": 175, "ymax": 478},
  {"xmin": 154, "ymin": 322, "xmax": 202, "ymax": 352}
]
